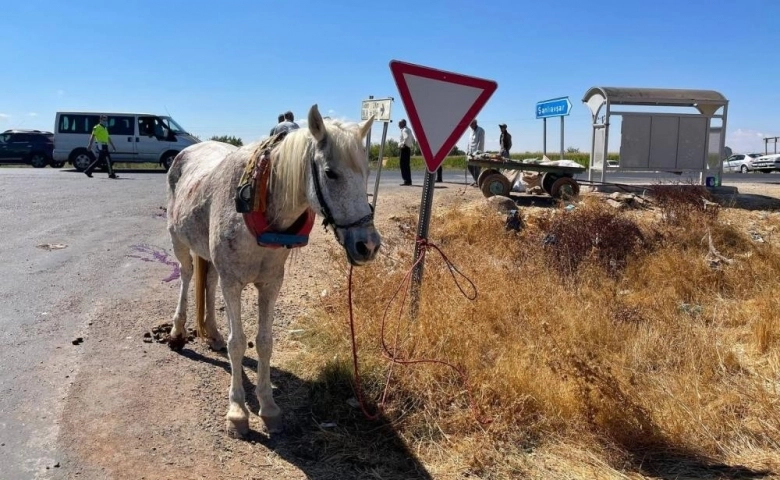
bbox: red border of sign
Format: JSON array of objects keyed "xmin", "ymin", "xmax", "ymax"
[{"xmin": 390, "ymin": 60, "xmax": 498, "ymax": 173}]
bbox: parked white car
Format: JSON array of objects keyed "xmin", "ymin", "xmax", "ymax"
[
  {"xmin": 722, "ymin": 153, "xmax": 762, "ymax": 173},
  {"xmin": 53, "ymin": 111, "xmax": 200, "ymax": 172},
  {"xmin": 750, "ymin": 153, "xmax": 780, "ymax": 173}
]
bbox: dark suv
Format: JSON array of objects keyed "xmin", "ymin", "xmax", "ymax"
[{"xmin": 0, "ymin": 129, "xmax": 59, "ymax": 168}]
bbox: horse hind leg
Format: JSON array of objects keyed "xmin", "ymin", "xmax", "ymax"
[
  {"xmin": 169, "ymin": 235, "xmax": 193, "ymax": 351},
  {"xmin": 203, "ymin": 261, "xmax": 225, "ymax": 351}
]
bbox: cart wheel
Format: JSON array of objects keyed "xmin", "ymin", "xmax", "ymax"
[
  {"xmin": 550, "ymin": 177, "xmax": 580, "ymax": 199},
  {"xmin": 541, "ymin": 173, "xmax": 559, "ymax": 195},
  {"xmin": 477, "ymin": 169, "xmax": 500, "ymax": 188},
  {"xmin": 480, "ymin": 173, "xmax": 511, "ymax": 198}
]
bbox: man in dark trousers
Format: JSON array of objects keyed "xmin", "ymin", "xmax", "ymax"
[
  {"xmin": 466, "ymin": 119, "xmax": 485, "ymax": 185},
  {"xmin": 499, "ymin": 123, "xmax": 512, "ymax": 158},
  {"xmin": 398, "ymin": 119, "xmax": 414, "ymax": 186},
  {"xmin": 84, "ymin": 114, "xmax": 117, "ymax": 178}
]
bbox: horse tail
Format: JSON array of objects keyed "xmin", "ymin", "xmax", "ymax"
[
  {"xmin": 166, "ymin": 151, "xmax": 185, "ymax": 194},
  {"xmin": 194, "ymin": 255, "xmax": 209, "ymax": 339}
]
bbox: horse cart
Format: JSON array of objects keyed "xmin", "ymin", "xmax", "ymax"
[{"xmin": 467, "ymin": 154, "xmax": 587, "ymax": 199}]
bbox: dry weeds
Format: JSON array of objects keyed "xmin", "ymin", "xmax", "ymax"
[{"xmin": 286, "ymin": 193, "xmax": 780, "ymax": 479}]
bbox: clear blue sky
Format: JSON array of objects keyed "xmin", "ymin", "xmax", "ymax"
[{"xmin": 1, "ymin": 0, "xmax": 778, "ymax": 155}]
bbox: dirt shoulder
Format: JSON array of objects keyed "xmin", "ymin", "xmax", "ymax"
[{"xmin": 56, "ymin": 182, "xmax": 477, "ymax": 480}]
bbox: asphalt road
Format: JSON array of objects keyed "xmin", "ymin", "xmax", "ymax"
[
  {"xmin": 0, "ymin": 164, "xmax": 777, "ymax": 477},
  {"xmin": 0, "ymin": 168, "xmax": 172, "ymax": 478}
]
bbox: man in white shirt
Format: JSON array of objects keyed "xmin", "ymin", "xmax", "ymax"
[
  {"xmin": 466, "ymin": 119, "xmax": 485, "ymax": 185},
  {"xmin": 398, "ymin": 119, "xmax": 415, "ymax": 186}
]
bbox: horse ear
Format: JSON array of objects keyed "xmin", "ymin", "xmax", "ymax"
[
  {"xmin": 358, "ymin": 115, "xmax": 374, "ymax": 140},
  {"xmin": 308, "ymin": 104, "xmax": 326, "ymax": 142}
]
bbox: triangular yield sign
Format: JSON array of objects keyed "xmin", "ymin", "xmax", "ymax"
[{"xmin": 390, "ymin": 60, "xmax": 498, "ymax": 173}]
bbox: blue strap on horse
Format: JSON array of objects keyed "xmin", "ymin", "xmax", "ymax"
[{"xmin": 235, "ymin": 132, "xmax": 316, "ymax": 249}]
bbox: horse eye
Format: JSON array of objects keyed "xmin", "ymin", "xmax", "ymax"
[{"xmin": 324, "ymin": 169, "xmax": 338, "ymax": 180}]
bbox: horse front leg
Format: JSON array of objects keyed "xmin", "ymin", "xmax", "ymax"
[
  {"xmin": 255, "ymin": 276, "xmax": 284, "ymax": 433},
  {"xmin": 221, "ymin": 279, "xmax": 249, "ymax": 438}
]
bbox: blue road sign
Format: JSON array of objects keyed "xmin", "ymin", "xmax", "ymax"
[{"xmin": 536, "ymin": 97, "xmax": 572, "ymax": 119}]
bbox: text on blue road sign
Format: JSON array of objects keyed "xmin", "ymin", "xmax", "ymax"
[{"xmin": 536, "ymin": 97, "xmax": 571, "ymax": 119}]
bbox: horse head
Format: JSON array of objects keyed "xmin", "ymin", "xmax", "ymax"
[{"xmin": 305, "ymin": 104, "xmax": 381, "ymax": 266}]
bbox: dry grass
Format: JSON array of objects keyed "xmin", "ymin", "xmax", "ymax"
[{"xmin": 286, "ymin": 193, "xmax": 780, "ymax": 479}]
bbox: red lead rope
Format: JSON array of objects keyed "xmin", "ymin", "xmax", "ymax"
[{"xmin": 347, "ymin": 237, "xmax": 493, "ymax": 425}]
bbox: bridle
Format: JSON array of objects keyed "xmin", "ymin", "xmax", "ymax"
[{"xmin": 309, "ymin": 147, "xmax": 374, "ymax": 241}]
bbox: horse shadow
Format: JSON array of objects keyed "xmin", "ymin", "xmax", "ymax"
[{"xmin": 176, "ymin": 348, "xmax": 434, "ymax": 480}]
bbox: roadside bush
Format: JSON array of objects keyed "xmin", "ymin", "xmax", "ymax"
[
  {"xmin": 650, "ymin": 182, "xmax": 719, "ymax": 226},
  {"xmin": 539, "ymin": 201, "xmax": 646, "ymax": 278}
]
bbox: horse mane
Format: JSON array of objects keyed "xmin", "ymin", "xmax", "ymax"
[{"xmin": 266, "ymin": 120, "xmax": 366, "ymax": 217}]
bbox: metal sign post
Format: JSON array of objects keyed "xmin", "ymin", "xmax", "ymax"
[
  {"xmin": 560, "ymin": 116, "xmax": 565, "ymax": 160},
  {"xmin": 409, "ymin": 170, "xmax": 436, "ymax": 315},
  {"xmin": 536, "ymin": 96, "xmax": 572, "ymax": 160},
  {"xmin": 361, "ymin": 96, "xmax": 393, "ymax": 207},
  {"xmin": 371, "ymin": 121, "xmax": 389, "ymax": 210},
  {"xmin": 389, "ymin": 60, "xmax": 497, "ymax": 318},
  {"xmin": 362, "ymin": 96, "xmax": 373, "ymax": 190}
]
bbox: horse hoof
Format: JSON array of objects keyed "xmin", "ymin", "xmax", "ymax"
[
  {"xmin": 261, "ymin": 415, "xmax": 284, "ymax": 434},
  {"xmin": 226, "ymin": 417, "xmax": 250, "ymax": 439},
  {"xmin": 208, "ymin": 337, "xmax": 226, "ymax": 352},
  {"xmin": 168, "ymin": 335, "xmax": 186, "ymax": 351}
]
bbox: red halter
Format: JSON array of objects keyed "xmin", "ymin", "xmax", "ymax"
[{"xmin": 241, "ymin": 147, "xmax": 315, "ymax": 249}]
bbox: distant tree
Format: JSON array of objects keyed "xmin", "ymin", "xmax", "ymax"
[
  {"xmin": 210, "ymin": 135, "xmax": 243, "ymax": 147},
  {"xmin": 449, "ymin": 145, "xmax": 464, "ymax": 156},
  {"xmin": 566, "ymin": 146, "xmax": 581, "ymax": 153},
  {"xmin": 369, "ymin": 139, "xmax": 401, "ymax": 161},
  {"xmin": 368, "ymin": 140, "xmax": 464, "ymax": 157}
]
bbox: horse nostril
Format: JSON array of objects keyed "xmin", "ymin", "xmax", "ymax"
[
  {"xmin": 372, "ymin": 244, "xmax": 380, "ymax": 255},
  {"xmin": 355, "ymin": 241, "xmax": 370, "ymax": 257}
]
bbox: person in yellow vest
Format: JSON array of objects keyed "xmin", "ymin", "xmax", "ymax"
[{"xmin": 85, "ymin": 114, "xmax": 117, "ymax": 178}]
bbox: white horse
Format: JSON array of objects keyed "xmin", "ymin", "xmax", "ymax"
[{"xmin": 166, "ymin": 105, "xmax": 380, "ymax": 438}]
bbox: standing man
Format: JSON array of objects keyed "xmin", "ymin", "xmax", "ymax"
[
  {"xmin": 499, "ymin": 123, "xmax": 512, "ymax": 158},
  {"xmin": 85, "ymin": 114, "xmax": 117, "ymax": 179},
  {"xmin": 466, "ymin": 119, "xmax": 485, "ymax": 185},
  {"xmin": 398, "ymin": 119, "xmax": 414, "ymax": 186},
  {"xmin": 270, "ymin": 113, "xmax": 284, "ymax": 136},
  {"xmin": 272, "ymin": 111, "xmax": 300, "ymax": 135}
]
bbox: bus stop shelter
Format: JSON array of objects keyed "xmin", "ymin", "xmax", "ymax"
[{"xmin": 582, "ymin": 87, "xmax": 729, "ymax": 184}]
